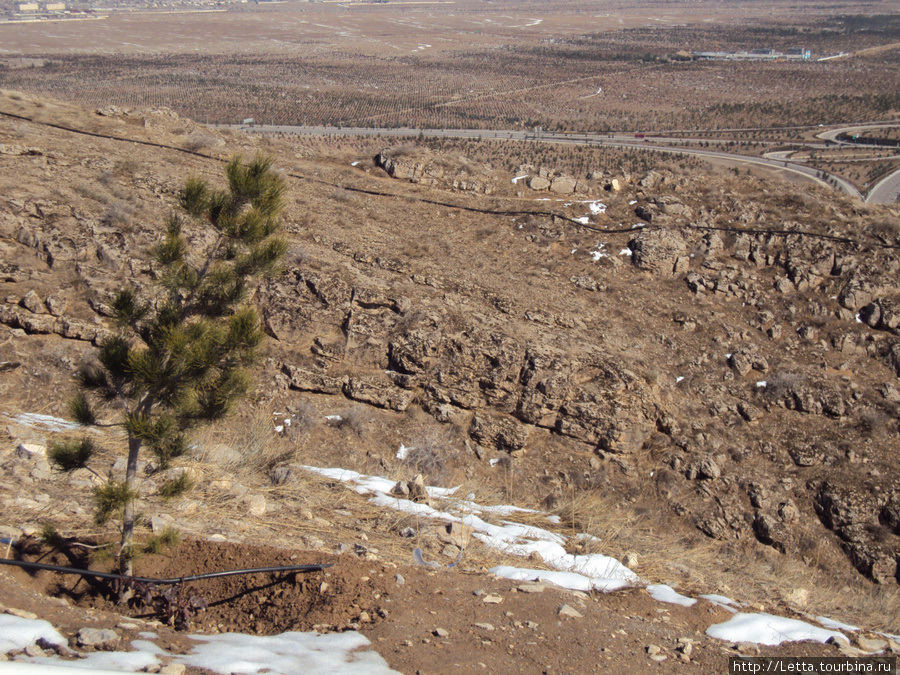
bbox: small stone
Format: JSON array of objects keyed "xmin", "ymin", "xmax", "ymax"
[
  {"xmin": 359, "ymin": 611, "xmax": 371, "ymax": 623},
  {"xmin": 784, "ymin": 587, "xmax": 809, "ymax": 608},
  {"xmin": 395, "ymin": 574, "xmax": 405, "ymax": 585},
  {"xmin": 20, "ymin": 290, "xmax": 46, "ymax": 314},
  {"xmin": 159, "ymin": 665, "xmax": 186, "ymax": 675},
  {"xmin": 622, "ymin": 552, "xmax": 639, "ymax": 569},
  {"xmin": 246, "ymin": 494, "xmax": 266, "ymax": 517},
  {"xmin": 5, "ymin": 608, "xmax": 38, "ymax": 620},
  {"xmin": 474, "ymin": 623, "xmax": 495, "ymax": 631},
  {"xmin": 15, "ymin": 443, "xmax": 46, "ymax": 459},
  {"xmin": 516, "ymin": 583, "xmax": 544, "ymax": 594},
  {"xmin": 482, "ymin": 595, "xmax": 503, "ymax": 604},
  {"xmin": 76, "ymin": 627, "xmax": 120, "ymax": 649},
  {"xmin": 857, "ymin": 636, "xmax": 888, "ymax": 653},
  {"xmin": 558, "ymin": 604, "xmax": 583, "ymax": 619},
  {"xmin": 24, "ymin": 644, "xmax": 45, "ymax": 657},
  {"xmin": 117, "ymin": 622, "xmax": 140, "ymax": 631},
  {"xmin": 649, "ymin": 654, "xmax": 667, "ymax": 662},
  {"xmin": 391, "ymin": 481, "xmax": 410, "ymax": 497},
  {"xmin": 434, "ymin": 628, "xmax": 449, "ymax": 638},
  {"xmin": 399, "ymin": 527, "xmax": 415, "ymax": 538},
  {"xmin": 646, "ymin": 644, "xmax": 661, "ymax": 656}
]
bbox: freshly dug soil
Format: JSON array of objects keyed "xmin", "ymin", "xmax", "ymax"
[{"xmin": 3, "ymin": 538, "xmax": 849, "ymax": 674}]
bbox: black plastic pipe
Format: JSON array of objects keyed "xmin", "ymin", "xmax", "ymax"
[{"xmin": 0, "ymin": 557, "xmax": 331, "ymax": 584}]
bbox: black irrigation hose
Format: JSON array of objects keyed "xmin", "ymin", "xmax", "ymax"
[{"xmin": 0, "ymin": 557, "xmax": 331, "ymax": 585}]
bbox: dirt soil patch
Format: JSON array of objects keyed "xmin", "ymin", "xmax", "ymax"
[{"xmin": 3, "ymin": 538, "xmax": 851, "ymax": 674}]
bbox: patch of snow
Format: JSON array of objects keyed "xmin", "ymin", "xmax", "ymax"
[
  {"xmin": 11, "ymin": 413, "xmax": 82, "ymax": 432},
  {"xmin": 274, "ymin": 425, "xmax": 284, "ymax": 434},
  {"xmin": 619, "ymin": 248, "xmax": 632, "ymax": 256},
  {"xmin": 631, "ymin": 223, "xmax": 645, "ymax": 229},
  {"xmin": 576, "ymin": 217, "xmax": 590, "ymax": 225},
  {"xmin": 629, "ymin": 200, "xmax": 637, "ymax": 205},
  {"xmin": 756, "ymin": 381, "xmax": 767, "ymax": 388},
  {"xmin": 489, "ymin": 458, "xmax": 501, "ymax": 466},
  {"xmin": 700, "ymin": 594, "xmax": 741, "ymax": 612},
  {"xmin": 396, "ymin": 444, "xmax": 409, "ymax": 460},
  {"xmin": 706, "ymin": 612, "xmax": 845, "ymax": 646},
  {"xmin": 856, "ymin": 313, "xmax": 863, "ymax": 323},
  {"xmin": 511, "ymin": 175, "xmax": 528, "ymax": 184},
  {"xmin": 179, "ymin": 630, "xmax": 400, "ymax": 674},
  {"xmin": 351, "ymin": 161, "xmax": 361, "ymax": 167},
  {"xmin": 590, "ymin": 244, "xmax": 609, "ymax": 261},
  {"xmin": 647, "ymin": 584, "xmax": 697, "ymax": 607},
  {"xmin": 300, "ymin": 465, "xmax": 636, "ymax": 592},
  {"xmin": 490, "ymin": 563, "xmax": 634, "ymax": 592},
  {"xmin": 700, "ymin": 593, "xmax": 739, "ymax": 606},
  {"xmin": 675, "ymin": 376, "xmax": 684, "ymax": 384},
  {"xmin": 816, "ymin": 616, "xmax": 859, "ymax": 632},
  {"xmin": 0, "ymin": 614, "xmax": 66, "ymax": 653},
  {"xmin": 324, "ymin": 415, "xmax": 342, "ymax": 421},
  {"xmin": 25, "ymin": 652, "xmax": 162, "ymax": 672}
]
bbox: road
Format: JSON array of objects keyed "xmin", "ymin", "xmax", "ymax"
[
  {"xmin": 816, "ymin": 124, "xmax": 900, "ymax": 204},
  {"xmin": 224, "ymin": 124, "xmax": 886, "ymax": 202},
  {"xmin": 868, "ymin": 170, "xmax": 900, "ymax": 205}
]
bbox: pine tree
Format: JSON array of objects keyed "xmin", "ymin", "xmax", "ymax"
[{"xmin": 50, "ymin": 155, "xmax": 287, "ymax": 576}]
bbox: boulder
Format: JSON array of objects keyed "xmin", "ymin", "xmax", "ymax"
[
  {"xmin": 470, "ymin": 412, "xmax": 529, "ymax": 453},
  {"xmin": 281, "ymin": 364, "xmax": 344, "ymax": 395},
  {"xmin": 628, "ymin": 230, "xmax": 688, "ymax": 275},
  {"xmin": 344, "ymin": 377, "xmax": 414, "ymax": 412},
  {"xmin": 550, "ymin": 176, "xmax": 577, "ymax": 194}
]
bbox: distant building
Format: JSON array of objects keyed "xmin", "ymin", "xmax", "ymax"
[
  {"xmin": 46, "ymin": 2, "xmax": 66, "ymax": 9},
  {"xmin": 692, "ymin": 47, "xmax": 811, "ymax": 61},
  {"xmin": 18, "ymin": 2, "xmax": 39, "ymax": 10}
]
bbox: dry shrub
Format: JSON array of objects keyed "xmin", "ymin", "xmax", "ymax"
[
  {"xmin": 763, "ymin": 371, "xmax": 803, "ymax": 402},
  {"xmin": 330, "ymin": 187, "xmax": 357, "ymax": 203},
  {"xmin": 182, "ymin": 131, "xmax": 217, "ymax": 153},
  {"xmin": 870, "ymin": 217, "xmax": 900, "ymax": 243},
  {"xmin": 102, "ymin": 200, "xmax": 137, "ymax": 228},
  {"xmin": 195, "ymin": 409, "xmax": 294, "ymax": 479},
  {"xmin": 399, "ymin": 426, "xmax": 461, "ymax": 485},
  {"xmin": 332, "ymin": 406, "xmax": 371, "ymax": 437}
]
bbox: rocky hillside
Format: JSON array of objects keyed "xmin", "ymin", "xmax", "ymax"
[{"xmin": 1, "ymin": 88, "xmax": 900, "ymax": 627}]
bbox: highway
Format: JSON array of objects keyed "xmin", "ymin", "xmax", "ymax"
[{"xmin": 224, "ymin": 123, "xmax": 900, "ymax": 204}]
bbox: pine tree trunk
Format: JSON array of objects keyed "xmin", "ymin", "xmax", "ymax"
[{"xmin": 120, "ymin": 434, "xmax": 142, "ymax": 577}]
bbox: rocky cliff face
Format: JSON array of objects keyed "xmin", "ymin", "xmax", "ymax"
[{"xmin": 1, "ymin": 90, "xmax": 899, "ymax": 589}]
